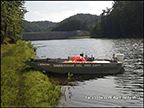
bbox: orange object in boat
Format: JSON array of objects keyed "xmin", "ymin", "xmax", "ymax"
[{"xmin": 73, "ymin": 56, "xmax": 86, "ymax": 61}]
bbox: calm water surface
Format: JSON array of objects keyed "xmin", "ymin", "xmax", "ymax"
[{"xmin": 31, "ymin": 38, "xmax": 143, "ymax": 107}]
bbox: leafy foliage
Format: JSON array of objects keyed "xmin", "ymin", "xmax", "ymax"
[
  {"xmin": 1, "ymin": 1, "xmax": 27, "ymax": 44},
  {"xmin": 91, "ymin": 18, "xmax": 103, "ymax": 38},
  {"xmin": 1, "ymin": 40, "xmax": 61, "ymax": 107},
  {"xmin": 91, "ymin": 1, "xmax": 143, "ymax": 38}
]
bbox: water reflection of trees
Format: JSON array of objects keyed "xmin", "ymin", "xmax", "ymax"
[{"xmin": 46, "ymin": 72, "xmax": 107, "ymax": 85}]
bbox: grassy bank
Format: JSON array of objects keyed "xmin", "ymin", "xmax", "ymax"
[
  {"xmin": 1, "ymin": 40, "xmax": 61, "ymax": 107},
  {"xmin": 69, "ymin": 36, "xmax": 91, "ymax": 39}
]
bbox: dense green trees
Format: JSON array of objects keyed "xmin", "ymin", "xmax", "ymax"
[
  {"xmin": 23, "ymin": 20, "xmax": 57, "ymax": 32},
  {"xmin": 91, "ymin": 1, "xmax": 143, "ymax": 38},
  {"xmin": 1, "ymin": 1, "xmax": 27, "ymax": 44},
  {"xmin": 51, "ymin": 18, "xmax": 90, "ymax": 31},
  {"xmin": 23, "ymin": 20, "xmax": 47, "ymax": 32},
  {"xmin": 91, "ymin": 18, "xmax": 102, "ymax": 38},
  {"xmin": 23, "ymin": 14, "xmax": 100, "ymax": 33},
  {"xmin": 51, "ymin": 14, "xmax": 100, "ymax": 32}
]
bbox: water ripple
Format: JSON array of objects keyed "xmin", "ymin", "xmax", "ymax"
[{"xmin": 31, "ymin": 38, "xmax": 143, "ymax": 107}]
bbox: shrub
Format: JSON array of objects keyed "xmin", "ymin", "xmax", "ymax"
[{"xmin": 1, "ymin": 40, "xmax": 61, "ymax": 107}]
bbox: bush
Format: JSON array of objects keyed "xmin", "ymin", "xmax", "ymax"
[
  {"xmin": 1, "ymin": 40, "xmax": 61, "ymax": 107},
  {"xmin": 20, "ymin": 71, "xmax": 61, "ymax": 107}
]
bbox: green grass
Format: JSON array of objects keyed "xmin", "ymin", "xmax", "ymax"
[
  {"xmin": 1, "ymin": 40, "xmax": 62, "ymax": 107},
  {"xmin": 69, "ymin": 36, "xmax": 91, "ymax": 39}
]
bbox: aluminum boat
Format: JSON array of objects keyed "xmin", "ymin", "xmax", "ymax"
[{"xmin": 22, "ymin": 53, "xmax": 124, "ymax": 75}]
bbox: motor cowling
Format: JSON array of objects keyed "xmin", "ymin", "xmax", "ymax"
[{"xmin": 114, "ymin": 53, "xmax": 124, "ymax": 63}]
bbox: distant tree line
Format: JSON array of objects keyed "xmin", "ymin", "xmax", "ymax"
[
  {"xmin": 91, "ymin": 1, "xmax": 143, "ymax": 38},
  {"xmin": 1, "ymin": 1, "xmax": 27, "ymax": 44},
  {"xmin": 23, "ymin": 20, "xmax": 56, "ymax": 32},
  {"xmin": 23, "ymin": 20, "xmax": 48, "ymax": 32},
  {"xmin": 22, "ymin": 14, "xmax": 100, "ymax": 33}
]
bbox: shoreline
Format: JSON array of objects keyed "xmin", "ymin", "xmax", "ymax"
[{"xmin": 1, "ymin": 40, "xmax": 62, "ymax": 107}]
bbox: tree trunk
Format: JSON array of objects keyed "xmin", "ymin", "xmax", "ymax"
[
  {"xmin": 1, "ymin": 35, "xmax": 5, "ymax": 44},
  {"xmin": 1, "ymin": 24, "xmax": 7, "ymax": 44}
]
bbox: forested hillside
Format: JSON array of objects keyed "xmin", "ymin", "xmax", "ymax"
[
  {"xmin": 23, "ymin": 14, "xmax": 100, "ymax": 32},
  {"xmin": 23, "ymin": 20, "xmax": 57, "ymax": 32},
  {"xmin": 51, "ymin": 13, "xmax": 100, "ymax": 32},
  {"xmin": 22, "ymin": 1, "xmax": 143, "ymax": 38},
  {"xmin": 91, "ymin": 1, "xmax": 143, "ymax": 38}
]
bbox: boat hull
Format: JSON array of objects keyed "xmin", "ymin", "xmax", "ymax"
[{"xmin": 23, "ymin": 61, "xmax": 124, "ymax": 74}]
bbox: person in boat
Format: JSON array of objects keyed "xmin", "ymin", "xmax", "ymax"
[
  {"xmin": 85, "ymin": 55, "xmax": 88, "ymax": 61},
  {"xmin": 91, "ymin": 55, "xmax": 95, "ymax": 61},
  {"xmin": 80, "ymin": 53, "xmax": 84, "ymax": 57},
  {"xmin": 78, "ymin": 53, "xmax": 84, "ymax": 61}
]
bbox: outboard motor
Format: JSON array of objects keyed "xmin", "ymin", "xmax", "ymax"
[{"xmin": 114, "ymin": 53, "xmax": 124, "ymax": 63}]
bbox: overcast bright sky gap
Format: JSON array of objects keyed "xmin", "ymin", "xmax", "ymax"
[{"xmin": 24, "ymin": 1, "xmax": 114, "ymax": 22}]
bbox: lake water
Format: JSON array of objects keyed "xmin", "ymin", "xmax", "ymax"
[{"xmin": 31, "ymin": 38, "xmax": 143, "ymax": 107}]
